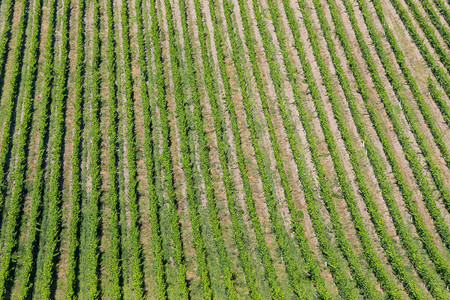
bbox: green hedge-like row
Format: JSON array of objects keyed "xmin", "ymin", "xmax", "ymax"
[
  {"xmin": 222, "ymin": 0, "xmax": 317, "ymax": 297},
  {"xmin": 263, "ymin": 0, "xmax": 376, "ymax": 297},
  {"xmin": 200, "ymin": 0, "xmax": 286, "ymax": 297},
  {"xmin": 234, "ymin": 0, "xmax": 332, "ymax": 298},
  {"xmin": 177, "ymin": 0, "xmax": 238, "ymax": 297},
  {"xmin": 248, "ymin": 0, "xmax": 354, "ymax": 298},
  {"xmin": 148, "ymin": 0, "xmax": 189, "ymax": 298},
  {"xmin": 290, "ymin": 0, "xmax": 412, "ymax": 297},
  {"xmin": 352, "ymin": 0, "xmax": 450, "ymax": 280},
  {"xmin": 368, "ymin": 0, "xmax": 450, "ymax": 170},
  {"xmin": 301, "ymin": 0, "xmax": 446, "ymax": 297},
  {"xmin": 365, "ymin": 0, "xmax": 450, "ymax": 217},
  {"xmin": 105, "ymin": 0, "xmax": 122, "ymax": 296},
  {"xmin": 0, "ymin": 0, "xmax": 16, "ymax": 95},
  {"xmin": 417, "ymin": 0, "xmax": 450, "ymax": 47},
  {"xmin": 396, "ymin": 0, "xmax": 450, "ymax": 70},
  {"xmin": 40, "ymin": 0, "xmax": 71, "ymax": 297},
  {"xmin": 427, "ymin": 77, "xmax": 450, "ymax": 126},
  {"xmin": 84, "ymin": 0, "xmax": 102, "ymax": 297},
  {"xmin": 164, "ymin": 0, "xmax": 214, "ymax": 298},
  {"xmin": 120, "ymin": 0, "xmax": 145, "ymax": 298},
  {"xmin": 0, "ymin": 0, "xmax": 39, "ymax": 296},
  {"xmin": 337, "ymin": 0, "xmax": 449, "ymax": 296},
  {"xmin": 134, "ymin": 0, "xmax": 166, "ymax": 298},
  {"xmin": 65, "ymin": 0, "xmax": 86, "ymax": 297},
  {"xmin": 187, "ymin": 0, "xmax": 262, "ymax": 298},
  {"xmin": 17, "ymin": 0, "xmax": 58, "ymax": 297},
  {"xmin": 251, "ymin": 0, "xmax": 361, "ymax": 297},
  {"xmin": 431, "ymin": 0, "xmax": 450, "ymax": 25},
  {"xmin": 368, "ymin": 0, "xmax": 450, "ymax": 171},
  {"xmin": 0, "ymin": 0, "xmax": 29, "ymax": 222},
  {"xmin": 373, "ymin": 0, "xmax": 450, "ymax": 96}
]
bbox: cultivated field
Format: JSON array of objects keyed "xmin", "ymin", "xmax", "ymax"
[{"xmin": 0, "ymin": 0, "xmax": 449, "ymax": 298}]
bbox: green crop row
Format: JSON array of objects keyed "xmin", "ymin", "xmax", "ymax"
[
  {"xmin": 397, "ymin": 0, "xmax": 450, "ymax": 70},
  {"xmin": 250, "ymin": 0, "xmax": 363, "ymax": 297},
  {"xmin": 428, "ymin": 77, "xmax": 450, "ymax": 127},
  {"xmin": 353, "ymin": 0, "xmax": 450, "ymax": 270},
  {"xmin": 0, "ymin": 0, "xmax": 39, "ymax": 296},
  {"xmin": 431, "ymin": 0, "xmax": 450, "ymax": 25},
  {"xmin": 177, "ymin": 0, "xmax": 238, "ymax": 298},
  {"xmin": 149, "ymin": 0, "xmax": 188, "ymax": 298},
  {"xmin": 234, "ymin": 0, "xmax": 333, "ymax": 298},
  {"xmin": 164, "ymin": 0, "xmax": 216, "ymax": 298},
  {"xmin": 185, "ymin": 0, "xmax": 262, "ymax": 298},
  {"xmin": 84, "ymin": 0, "xmax": 102, "ymax": 297},
  {"xmin": 373, "ymin": 0, "xmax": 450, "ymax": 169},
  {"xmin": 17, "ymin": 0, "xmax": 58, "ymax": 298},
  {"xmin": 253, "ymin": 0, "xmax": 359, "ymax": 297},
  {"xmin": 371, "ymin": 0, "xmax": 450, "ymax": 212},
  {"xmin": 373, "ymin": 0, "xmax": 450, "ymax": 96},
  {"xmin": 337, "ymin": 0, "xmax": 449, "ymax": 296},
  {"xmin": 263, "ymin": 0, "xmax": 380, "ymax": 297},
  {"xmin": 290, "ymin": 0, "xmax": 414, "ymax": 297},
  {"xmin": 222, "ymin": 0, "xmax": 319, "ymax": 297},
  {"xmin": 417, "ymin": 0, "xmax": 450, "ymax": 46},
  {"xmin": 65, "ymin": 0, "xmax": 86, "ymax": 297},
  {"xmin": 39, "ymin": 0, "xmax": 71, "ymax": 297},
  {"xmin": 134, "ymin": 0, "xmax": 166, "ymax": 298},
  {"xmin": 119, "ymin": 0, "xmax": 145, "ymax": 297},
  {"xmin": 0, "ymin": 0, "xmax": 29, "ymax": 226},
  {"xmin": 303, "ymin": 0, "xmax": 447, "ymax": 297},
  {"xmin": 0, "ymin": 0, "xmax": 16, "ymax": 95},
  {"xmin": 359, "ymin": 0, "xmax": 450, "ymax": 247},
  {"xmin": 105, "ymin": 0, "xmax": 122, "ymax": 297},
  {"xmin": 199, "ymin": 0, "xmax": 287, "ymax": 297}
]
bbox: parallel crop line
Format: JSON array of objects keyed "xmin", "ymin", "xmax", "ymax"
[
  {"xmin": 182, "ymin": 0, "xmax": 262, "ymax": 297},
  {"xmin": 0, "ymin": 0, "xmax": 29, "ymax": 226},
  {"xmin": 263, "ymin": 0, "xmax": 381, "ymax": 297},
  {"xmin": 222, "ymin": 0, "xmax": 312, "ymax": 296},
  {"xmin": 84, "ymin": 0, "xmax": 102, "ymax": 296},
  {"xmin": 304, "ymin": 0, "xmax": 448, "ymax": 295},
  {"xmin": 290, "ymin": 0, "xmax": 412, "ymax": 296},
  {"xmin": 148, "ymin": 0, "xmax": 188, "ymax": 297},
  {"xmin": 431, "ymin": 0, "xmax": 450, "ymax": 25},
  {"xmin": 333, "ymin": 0, "xmax": 449, "ymax": 295},
  {"xmin": 417, "ymin": 0, "xmax": 450, "ymax": 46},
  {"xmin": 164, "ymin": 0, "xmax": 214, "ymax": 297},
  {"xmin": 198, "ymin": 0, "xmax": 287, "ymax": 297},
  {"xmin": 17, "ymin": 0, "xmax": 58, "ymax": 297},
  {"xmin": 119, "ymin": 0, "xmax": 145, "ymax": 296},
  {"xmin": 176, "ymin": 0, "xmax": 239, "ymax": 297},
  {"xmin": 233, "ymin": 0, "xmax": 334, "ymax": 297},
  {"xmin": 371, "ymin": 0, "xmax": 450, "ymax": 96},
  {"xmin": 65, "ymin": 0, "xmax": 86, "ymax": 296},
  {"xmin": 427, "ymin": 77, "xmax": 450, "ymax": 126},
  {"xmin": 39, "ymin": 0, "xmax": 70, "ymax": 296},
  {"xmin": 0, "ymin": 0, "xmax": 16, "ymax": 96},
  {"xmin": 104, "ymin": 0, "xmax": 123, "ymax": 296},
  {"xmin": 396, "ymin": 0, "xmax": 450, "ymax": 71},
  {"xmin": 134, "ymin": 0, "xmax": 166, "ymax": 297},
  {"xmin": 249, "ymin": 0, "xmax": 365, "ymax": 297},
  {"xmin": 0, "ymin": 0, "xmax": 40, "ymax": 295},
  {"xmin": 366, "ymin": 0, "xmax": 450, "ymax": 173},
  {"xmin": 351, "ymin": 0, "xmax": 450, "ymax": 275}
]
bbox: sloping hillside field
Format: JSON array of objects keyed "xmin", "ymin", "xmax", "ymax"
[{"xmin": 0, "ymin": 0, "xmax": 448, "ymax": 298}]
